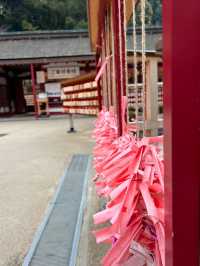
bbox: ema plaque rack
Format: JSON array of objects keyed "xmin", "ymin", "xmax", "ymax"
[{"xmin": 62, "ymin": 81, "xmax": 99, "ymax": 116}]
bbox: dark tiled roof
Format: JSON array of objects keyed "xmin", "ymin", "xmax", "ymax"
[
  {"xmin": 0, "ymin": 30, "xmax": 93, "ymax": 60},
  {"xmin": 155, "ymin": 39, "xmax": 162, "ymax": 51},
  {"xmin": 127, "ymin": 27, "xmax": 162, "ymax": 51},
  {"xmin": 0, "ymin": 28, "xmax": 162, "ymax": 61}
]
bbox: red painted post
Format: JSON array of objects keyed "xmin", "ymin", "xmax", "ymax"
[
  {"xmin": 103, "ymin": 22, "xmax": 110, "ymax": 108},
  {"xmin": 96, "ymin": 54, "xmax": 102, "ymax": 111},
  {"xmin": 30, "ymin": 64, "xmax": 38, "ymax": 118},
  {"xmin": 163, "ymin": 0, "xmax": 200, "ymax": 265},
  {"xmin": 120, "ymin": 0, "xmax": 127, "ymax": 97},
  {"xmin": 107, "ymin": 9, "xmax": 113, "ymax": 106},
  {"xmin": 112, "ymin": 0, "xmax": 123, "ymax": 136}
]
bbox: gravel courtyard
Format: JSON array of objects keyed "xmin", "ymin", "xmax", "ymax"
[{"xmin": 0, "ymin": 116, "xmax": 95, "ymax": 266}]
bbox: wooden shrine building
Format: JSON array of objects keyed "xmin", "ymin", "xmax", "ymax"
[
  {"xmin": 0, "ymin": 30, "xmax": 95, "ymax": 116},
  {"xmin": 0, "ymin": 27, "xmax": 162, "ymax": 118}
]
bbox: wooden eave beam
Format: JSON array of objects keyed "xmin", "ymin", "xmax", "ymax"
[
  {"xmin": 87, "ymin": 0, "xmax": 138, "ymax": 52},
  {"xmin": 61, "ymin": 71, "xmax": 96, "ymax": 87}
]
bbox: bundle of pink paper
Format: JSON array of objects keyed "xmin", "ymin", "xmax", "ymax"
[{"xmin": 92, "ymin": 108, "xmax": 165, "ymax": 266}]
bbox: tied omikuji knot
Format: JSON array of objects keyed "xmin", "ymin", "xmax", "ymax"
[{"xmin": 92, "ymin": 103, "xmax": 164, "ymax": 266}]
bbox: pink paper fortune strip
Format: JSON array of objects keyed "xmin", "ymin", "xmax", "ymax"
[
  {"xmin": 92, "ymin": 107, "xmax": 165, "ymax": 266},
  {"xmin": 95, "ymin": 56, "xmax": 112, "ymax": 82}
]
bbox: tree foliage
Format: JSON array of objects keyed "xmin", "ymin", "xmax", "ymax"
[
  {"xmin": 135, "ymin": 0, "xmax": 162, "ymax": 26},
  {"xmin": 0, "ymin": 0, "xmax": 88, "ymax": 31},
  {"xmin": 0, "ymin": 0, "xmax": 161, "ymax": 32},
  {"xmin": 149, "ymin": 0, "xmax": 162, "ymax": 25},
  {"xmin": 136, "ymin": 0, "xmax": 153, "ymax": 25}
]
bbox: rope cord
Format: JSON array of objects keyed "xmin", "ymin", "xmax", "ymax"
[
  {"xmin": 122, "ymin": 0, "xmax": 128, "ymax": 98},
  {"xmin": 141, "ymin": 0, "xmax": 146, "ymax": 136},
  {"xmin": 118, "ymin": 0, "xmax": 123, "ymax": 97},
  {"xmin": 132, "ymin": 0, "xmax": 138, "ymax": 136}
]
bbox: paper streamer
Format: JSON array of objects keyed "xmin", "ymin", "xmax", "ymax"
[
  {"xmin": 92, "ymin": 103, "xmax": 165, "ymax": 266},
  {"xmin": 95, "ymin": 56, "xmax": 112, "ymax": 83}
]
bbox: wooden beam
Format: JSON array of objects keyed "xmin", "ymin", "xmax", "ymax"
[
  {"xmin": 0, "ymin": 55, "xmax": 95, "ymax": 66},
  {"xmin": 87, "ymin": 0, "xmax": 135, "ymax": 51},
  {"xmin": 61, "ymin": 71, "xmax": 96, "ymax": 87}
]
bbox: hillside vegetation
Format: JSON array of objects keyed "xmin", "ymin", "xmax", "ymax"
[{"xmin": 0, "ymin": 0, "xmax": 161, "ymax": 32}]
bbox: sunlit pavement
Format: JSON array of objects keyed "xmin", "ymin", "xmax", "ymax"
[{"xmin": 0, "ymin": 116, "xmax": 95, "ymax": 266}]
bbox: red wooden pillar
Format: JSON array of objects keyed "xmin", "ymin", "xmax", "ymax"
[
  {"xmin": 107, "ymin": 8, "xmax": 113, "ymax": 106},
  {"xmin": 163, "ymin": 0, "xmax": 200, "ymax": 265},
  {"xmin": 96, "ymin": 54, "xmax": 102, "ymax": 111},
  {"xmin": 112, "ymin": 0, "xmax": 127, "ymax": 136},
  {"xmin": 103, "ymin": 21, "xmax": 110, "ymax": 109},
  {"xmin": 30, "ymin": 64, "xmax": 38, "ymax": 118},
  {"xmin": 120, "ymin": 0, "xmax": 127, "ymax": 97}
]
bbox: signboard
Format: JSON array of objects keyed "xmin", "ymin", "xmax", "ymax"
[
  {"xmin": 36, "ymin": 71, "xmax": 46, "ymax": 84},
  {"xmin": 47, "ymin": 65, "xmax": 80, "ymax": 80},
  {"xmin": 45, "ymin": 83, "xmax": 61, "ymax": 98}
]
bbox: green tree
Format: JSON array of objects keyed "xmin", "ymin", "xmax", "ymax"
[
  {"xmin": 136, "ymin": 0, "xmax": 153, "ymax": 25},
  {"xmin": 0, "ymin": 0, "xmax": 88, "ymax": 31},
  {"xmin": 149, "ymin": 0, "xmax": 162, "ymax": 25},
  {"xmin": 21, "ymin": 19, "xmax": 38, "ymax": 31},
  {"xmin": 0, "ymin": 0, "xmax": 161, "ymax": 32}
]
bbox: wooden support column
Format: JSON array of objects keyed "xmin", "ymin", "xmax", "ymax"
[
  {"xmin": 30, "ymin": 64, "xmax": 38, "ymax": 118},
  {"xmin": 112, "ymin": 0, "xmax": 123, "ymax": 136},
  {"xmin": 101, "ymin": 32, "xmax": 109, "ymax": 108},
  {"xmin": 163, "ymin": 0, "xmax": 200, "ymax": 265},
  {"xmin": 112, "ymin": 0, "xmax": 127, "ymax": 136},
  {"xmin": 108, "ymin": 7, "xmax": 113, "ymax": 106},
  {"xmin": 120, "ymin": 0, "xmax": 128, "ymax": 97},
  {"xmin": 96, "ymin": 54, "xmax": 102, "ymax": 111},
  {"xmin": 105, "ymin": 10, "xmax": 112, "ymax": 107},
  {"xmin": 104, "ymin": 15, "xmax": 110, "ymax": 108},
  {"xmin": 111, "ymin": 6, "xmax": 117, "ymax": 111},
  {"xmin": 146, "ymin": 57, "xmax": 159, "ymax": 136}
]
